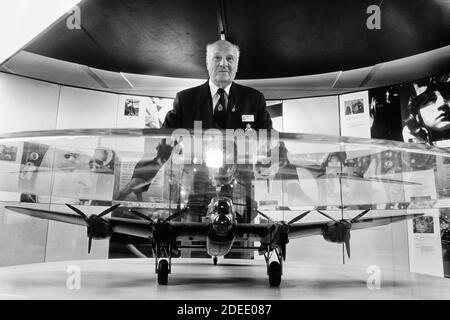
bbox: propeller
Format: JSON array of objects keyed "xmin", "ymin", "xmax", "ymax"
[
  {"xmin": 128, "ymin": 207, "xmax": 187, "ymax": 246},
  {"xmin": 316, "ymin": 209, "xmax": 338, "ymax": 222},
  {"xmin": 350, "ymin": 209, "xmax": 371, "ymax": 223},
  {"xmin": 256, "ymin": 209, "xmax": 311, "ymax": 226},
  {"xmin": 287, "ymin": 211, "xmax": 311, "ymax": 224},
  {"xmin": 129, "ymin": 209, "xmax": 155, "ymax": 224},
  {"xmin": 129, "ymin": 207, "xmax": 187, "ymax": 225},
  {"xmin": 163, "ymin": 208, "xmax": 188, "ymax": 223},
  {"xmin": 317, "ymin": 209, "xmax": 371, "ymax": 258},
  {"xmin": 66, "ymin": 203, "xmax": 120, "ymax": 253},
  {"xmin": 256, "ymin": 210, "xmax": 276, "ymax": 223},
  {"xmin": 344, "ymin": 239, "xmax": 351, "ymax": 259},
  {"xmin": 256, "ymin": 209, "xmax": 312, "ymax": 260}
]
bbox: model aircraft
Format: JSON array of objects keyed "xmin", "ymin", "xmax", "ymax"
[
  {"xmin": 5, "ymin": 200, "xmax": 423, "ymax": 286},
  {"xmin": 1, "ymin": 128, "xmax": 449, "ymax": 286}
]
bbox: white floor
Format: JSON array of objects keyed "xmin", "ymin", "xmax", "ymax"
[{"xmin": 0, "ymin": 258, "xmax": 449, "ymax": 300}]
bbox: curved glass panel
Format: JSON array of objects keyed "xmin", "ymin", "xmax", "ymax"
[
  {"xmin": 1, "ymin": 128, "xmax": 448, "ymax": 210},
  {"xmin": 0, "ymin": 128, "xmax": 449, "ymax": 277}
]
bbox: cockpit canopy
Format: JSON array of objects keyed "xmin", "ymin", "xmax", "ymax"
[
  {"xmin": 208, "ymin": 197, "xmax": 233, "ymax": 216},
  {"xmin": 216, "ymin": 199, "xmax": 230, "ymax": 215}
]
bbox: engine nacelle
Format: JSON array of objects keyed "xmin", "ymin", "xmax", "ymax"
[
  {"xmin": 87, "ymin": 217, "xmax": 114, "ymax": 240},
  {"xmin": 322, "ymin": 221, "xmax": 351, "ymax": 244}
]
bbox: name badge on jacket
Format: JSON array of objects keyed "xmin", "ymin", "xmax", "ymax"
[{"xmin": 242, "ymin": 115, "xmax": 254, "ymax": 122}]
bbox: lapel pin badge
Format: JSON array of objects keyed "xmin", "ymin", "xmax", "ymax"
[{"xmin": 232, "ymin": 105, "xmax": 236, "ymax": 112}]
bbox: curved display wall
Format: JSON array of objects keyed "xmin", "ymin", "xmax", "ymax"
[{"xmin": 0, "ymin": 70, "xmax": 449, "ymax": 281}]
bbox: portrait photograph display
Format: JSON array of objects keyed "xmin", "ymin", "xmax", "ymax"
[
  {"xmin": 413, "ymin": 216, "xmax": 434, "ymax": 234},
  {"xmin": 15, "ymin": 140, "xmax": 116, "ymax": 205},
  {"xmin": 339, "ymin": 91, "xmax": 371, "ymax": 138},
  {"xmin": 400, "ymin": 73, "xmax": 450, "ymax": 146},
  {"xmin": 124, "ymin": 98, "xmax": 140, "ymax": 117},
  {"xmin": 408, "ymin": 210, "xmax": 444, "ymax": 278},
  {"xmin": 0, "ymin": 144, "xmax": 17, "ymax": 162}
]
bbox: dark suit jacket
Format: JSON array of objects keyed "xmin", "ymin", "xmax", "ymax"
[{"xmin": 162, "ymin": 81, "xmax": 272, "ymax": 130}]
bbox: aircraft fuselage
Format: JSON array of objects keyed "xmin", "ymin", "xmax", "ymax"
[{"xmin": 205, "ymin": 196, "xmax": 237, "ymax": 257}]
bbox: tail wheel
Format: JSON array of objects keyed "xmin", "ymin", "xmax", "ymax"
[
  {"xmin": 213, "ymin": 256, "xmax": 218, "ymax": 265},
  {"xmin": 268, "ymin": 261, "xmax": 282, "ymax": 287},
  {"xmin": 157, "ymin": 259, "xmax": 169, "ymax": 285}
]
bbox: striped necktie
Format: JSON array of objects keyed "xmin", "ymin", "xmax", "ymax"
[{"xmin": 214, "ymin": 88, "xmax": 227, "ymax": 128}]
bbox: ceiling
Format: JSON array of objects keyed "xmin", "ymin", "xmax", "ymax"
[{"xmin": 0, "ymin": 0, "xmax": 449, "ymax": 99}]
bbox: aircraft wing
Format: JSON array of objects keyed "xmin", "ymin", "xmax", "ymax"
[
  {"xmin": 4, "ymin": 205, "xmax": 207, "ymax": 239},
  {"xmin": 287, "ymin": 213, "xmax": 423, "ymax": 239},
  {"xmin": 236, "ymin": 212, "xmax": 422, "ymax": 240},
  {"xmin": 344, "ymin": 213, "xmax": 422, "ymax": 231},
  {"xmin": 108, "ymin": 218, "xmax": 207, "ymax": 238},
  {"xmin": 6, "ymin": 168, "xmax": 115, "ymax": 175},
  {"xmin": 5, "ymin": 206, "xmax": 88, "ymax": 227},
  {"xmin": 340, "ymin": 175, "xmax": 420, "ymax": 185},
  {"xmin": 6, "ymin": 205, "xmax": 422, "ymax": 242}
]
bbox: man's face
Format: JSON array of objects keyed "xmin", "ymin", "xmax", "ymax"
[
  {"xmin": 207, "ymin": 42, "xmax": 238, "ymax": 88},
  {"xmin": 419, "ymin": 90, "xmax": 450, "ymax": 132}
]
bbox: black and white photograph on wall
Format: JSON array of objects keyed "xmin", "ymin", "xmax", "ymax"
[
  {"xmin": 148, "ymin": 97, "xmax": 174, "ymax": 128},
  {"xmin": 401, "ymin": 73, "xmax": 450, "ymax": 146},
  {"xmin": 413, "ymin": 216, "xmax": 435, "ymax": 234},
  {"xmin": 339, "ymin": 91, "xmax": 371, "ymax": 138},
  {"xmin": 345, "ymin": 98, "xmax": 364, "ymax": 115},
  {"xmin": 368, "ymin": 84, "xmax": 403, "ymax": 141},
  {"xmin": 113, "ymin": 138, "xmax": 174, "ymax": 205},
  {"xmin": 144, "ymin": 97, "xmax": 160, "ymax": 128},
  {"xmin": 19, "ymin": 142, "xmax": 50, "ymax": 203},
  {"xmin": 0, "ymin": 144, "xmax": 17, "ymax": 161},
  {"xmin": 90, "ymin": 148, "xmax": 115, "ymax": 174},
  {"xmin": 18, "ymin": 141, "xmax": 116, "ymax": 205},
  {"xmin": 440, "ymin": 208, "xmax": 450, "ymax": 277},
  {"xmin": 124, "ymin": 99, "xmax": 140, "ymax": 116}
]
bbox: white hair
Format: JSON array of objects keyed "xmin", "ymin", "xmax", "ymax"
[{"xmin": 205, "ymin": 40, "xmax": 240, "ymax": 66}]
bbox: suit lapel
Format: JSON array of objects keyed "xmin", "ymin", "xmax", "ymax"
[
  {"xmin": 226, "ymin": 82, "xmax": 240, "ymax": 128},
  {"xmin": 196, "ymin": 81, "xmax": 215, "ymax": 128}
]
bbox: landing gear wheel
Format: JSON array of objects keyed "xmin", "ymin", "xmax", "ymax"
[
  {"xmin": 213, "ymin": 256, "xmax": 218, "ymax": 265},
  {"xmin": 157, "ymin": 259, "xmax": 169, "ymax": 285},
  {"xmin": 268, "ymin": 261, "xmax": 282, "ymax": 287}
]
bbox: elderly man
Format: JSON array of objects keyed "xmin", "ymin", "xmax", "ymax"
[
  {"xmin": 119, "ymin": 41, "xmax": 276, "ymax": 225},
  {"xmin": 162, "ymin": 39, "xmax": 272, "ymax": 130}
]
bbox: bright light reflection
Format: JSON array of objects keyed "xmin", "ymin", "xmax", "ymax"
[{"xmin": 205, "ymin": 149, "xmax": 223, "ymax": 168}]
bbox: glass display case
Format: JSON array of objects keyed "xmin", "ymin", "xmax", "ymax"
[{"xmin": 0, "ymin": 128, "xmax": 449, "ymax": 295}]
